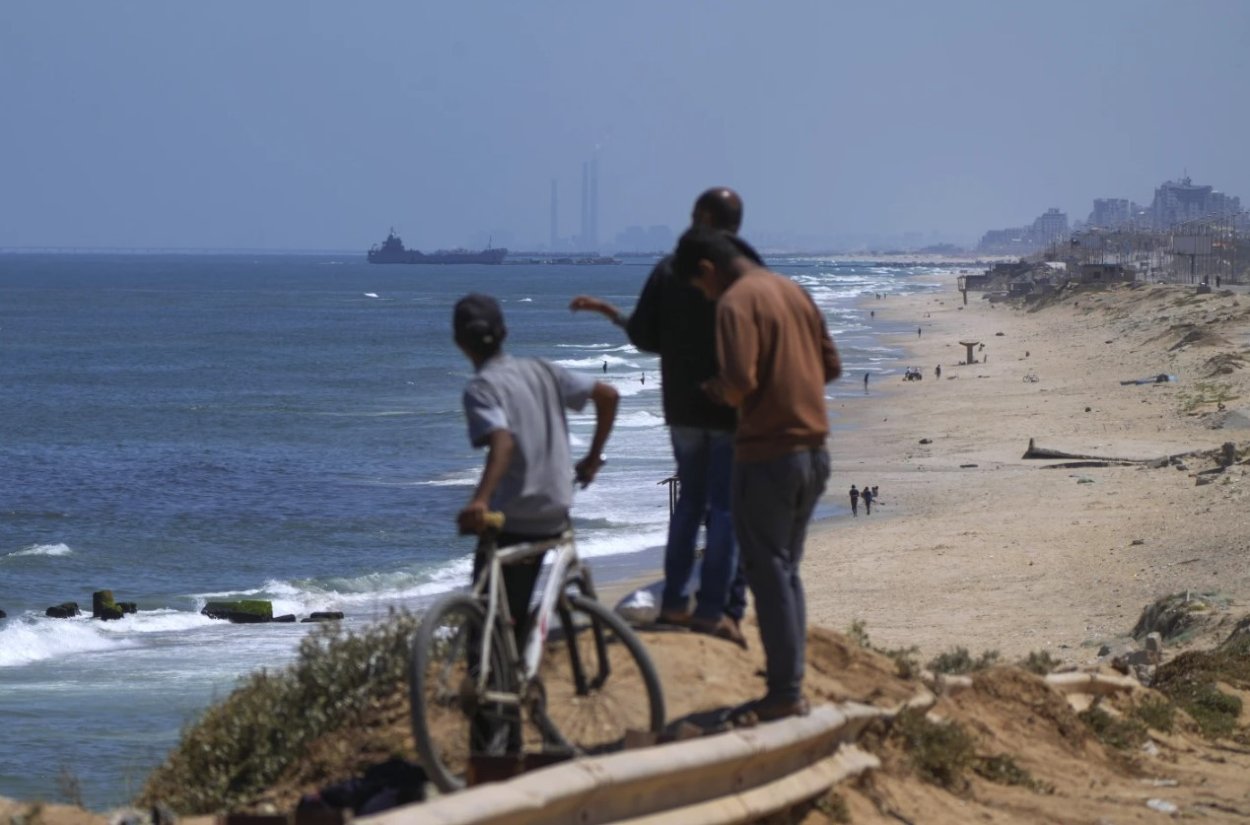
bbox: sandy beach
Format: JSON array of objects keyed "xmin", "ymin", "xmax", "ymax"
[{"xmin": 804, "ymin": 276, "xmax": 1250, "ymax": 661}]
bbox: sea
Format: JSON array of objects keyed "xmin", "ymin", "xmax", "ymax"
[{"xmin": 0, "ymin": 253, "xmax": 951, "ymax": 809}]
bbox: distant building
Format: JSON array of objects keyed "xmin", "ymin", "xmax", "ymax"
[
  {"xmin": 1087, "ymin": 198, "xmax": 1133, "ymax": 229},
  {"xmin": 978, "ymin": 208, "xmax": 1069, "ymax": 254},
  {"xmin": 1031, "ymin": 208, "xmax": 1069, "ymax": 249},
  {"xmin": 977, "ymin": 226, "xmax": 1032, "ymax": 255},
  {"xmin": 1149, "ymin": 177, "xmax": 1241, "ymax": 229}
]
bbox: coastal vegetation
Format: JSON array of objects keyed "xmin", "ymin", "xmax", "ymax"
[{"xmin": 137, "ymin": 611, "xmax": 418, "ymax": 814}]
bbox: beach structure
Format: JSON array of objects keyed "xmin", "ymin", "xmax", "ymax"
[{"xmin": 959, "ymin": 340, "xmax": 980, "ymax": 365}]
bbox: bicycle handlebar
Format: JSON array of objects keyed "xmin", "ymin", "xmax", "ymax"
[{"xmin": 482, "ymin": 511, "xmax": 506, "ymax": 532}]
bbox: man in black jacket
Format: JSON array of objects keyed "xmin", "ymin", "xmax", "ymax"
[{"xmin": 569, "ymin": 188, "xmax": 753, "ymax": 647}]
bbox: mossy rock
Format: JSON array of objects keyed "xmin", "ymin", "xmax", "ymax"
[
  {"xmin": 46, "ymin": 602, "xmax": 81, "ymax": 618},
  {"xmin": 117, "ymin": 601, "xmax": 138, "ymax": 614},
  {"xmin": 98, "ymin": 606, "xmax": 126, "ymax": 621},
  {"xmin": 92, "ymin": 590, "xmax": 116, "ymax": 618},
  {"xmin": 0, "ymin": 609, "xmax": 7, "ymax": 619},
  {"xmin": 202, "ymin": 600, "xmax": 274, "ymax": 623}
]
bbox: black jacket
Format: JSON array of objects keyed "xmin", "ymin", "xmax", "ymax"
[{"xmin": 625, "ymin": 256, "xmax": 737, "ymax": 431}]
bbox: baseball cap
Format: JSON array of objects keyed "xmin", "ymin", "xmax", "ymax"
[{"xmin": 453, "ymin": 293, "xmax": 506, "ymax": 347}]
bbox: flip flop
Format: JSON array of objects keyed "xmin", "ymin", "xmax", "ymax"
[
  {"xmin": 689, "ymin": 615, "xmax": 749, "ymax": 649},
  {"xmin": 727, "ymin": 696, "xmax": 810, "ymax": 728}
]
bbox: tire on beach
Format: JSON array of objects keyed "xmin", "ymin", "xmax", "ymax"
[
  {"xmin": 410, "ymin": 593, "xmax": 516, "ymax": 793},
  {"xmin": 536, "ymin": 593, "xmax": 665, "ymax": 754}
]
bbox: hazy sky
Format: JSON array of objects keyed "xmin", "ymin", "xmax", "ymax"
[{"xmin": 2, "ymin": 1, "xmax": 1247, "ymax": 251}]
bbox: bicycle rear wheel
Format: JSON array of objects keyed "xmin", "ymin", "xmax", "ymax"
[
  {"xmin": 537, "ymin": 593, "xmax": 665, "ymax": 753},
  {"xmin": 410, "ymin": 593, "xmax": 515, "ymax": 793}
]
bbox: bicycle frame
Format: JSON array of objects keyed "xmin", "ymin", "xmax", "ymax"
[{"xmin": 471, "ymin": 531, "xmax": 593, "ymax": 703}]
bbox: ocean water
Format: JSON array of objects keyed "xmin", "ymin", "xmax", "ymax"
[{"xmin": 0, "ymin": 253, "xmax": 949, "ymax": 808}]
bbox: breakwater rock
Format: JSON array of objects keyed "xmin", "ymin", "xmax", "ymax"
[{"xmin": 200, "ymin": 601, "xmax": 345, "ymax": 624}]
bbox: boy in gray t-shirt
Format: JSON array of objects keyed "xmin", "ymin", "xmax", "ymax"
[{"xmin": 453, "ymin": 294, "xmax": 618, "ymax": 644}]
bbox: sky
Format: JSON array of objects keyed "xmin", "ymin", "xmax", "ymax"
[{"xmin": 2, "ymin": 0, "xmax": 1248, "ymax": 252}]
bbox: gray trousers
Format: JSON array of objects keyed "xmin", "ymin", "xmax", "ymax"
[{"xmin": 732, "ymin": 447, "xmax": 830, "ymax": 703}]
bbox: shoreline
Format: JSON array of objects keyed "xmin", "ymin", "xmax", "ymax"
[{"xmin": 804, "ymin": 277, "xmax": 1250, "ymax": 663}]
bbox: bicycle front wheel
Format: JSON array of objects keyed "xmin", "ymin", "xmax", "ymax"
[
  {"xmin": 410, "ymin": 593, "xmax": 515, "ymax": 793},
  {"xmin": 538, "ymin": 593, "xmax": 665, "ymax": 753}
]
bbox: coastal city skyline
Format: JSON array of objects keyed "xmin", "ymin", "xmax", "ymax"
[{"xmin": 2, "ymin": 1, "xmax": 1248, "ymax": 253}]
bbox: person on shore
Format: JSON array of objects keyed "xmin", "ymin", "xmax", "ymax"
[
  {"xmin": 454, "ymin": 293, "xmax": 619, "ymax": 650},
  {"xmin": 861, "ymin": 484, "xmax": 874, "ymax": 515},
  {"xmin": 935, "ymin": 364, "xmax": 941, "ymax": 379},
  {"xmin": 567, "ymin": 188, "xmax": 752, "ymax": 647},
  {"xmin": 849, "ymin": 484, "xmax": 859, "ymax": 516},
  {"xmin": 674, "ymin": 227, "xmax": 842, "ymax": 723},
  {"xmin": 917, "ymin": 326, "xmax": 922, "ymax": 338},
  {"xmin": 863, "ymin": 372, "xmax": 869, "ymax": 393}
]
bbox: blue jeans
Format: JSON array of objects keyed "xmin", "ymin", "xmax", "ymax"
[
  {"xmin": 733, "ymin": 447, "xmax": 830, "ymax": 703},
  {"xmin": 662, "ymin": 426, "xmax": 744, "ymax": 622}
]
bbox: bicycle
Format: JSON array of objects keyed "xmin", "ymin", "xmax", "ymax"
[{"xmin": 409, "ymin": 512, "xmax": 666, "ymax": 792}]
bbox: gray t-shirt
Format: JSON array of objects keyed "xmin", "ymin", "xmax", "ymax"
[{"xmin": 463, "ymin": 353, "xmax": 596, "ymax": 535}]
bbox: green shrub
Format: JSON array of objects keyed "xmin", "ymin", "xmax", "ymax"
[
  {"xmin": 973, "ymin": 754, "xmax": 1053, "ymax": 794},
  {"xmin": 847, "ymin": 619, "xmax": 871, "ymax": 648},
  {"xmin": 1152, "ymin": 635, "xmax": 1250, "ymax": 739},
  {"xmin": 928, "ymin": 647, "xmax": 1000, "ymax": 675},
  {"xmin": 136, "ymin": 610, "xmax": 419, "ymax": 814},
  {"xmin": 1078, "ymin": 704, "xmax": 1147, "ymax": 750},
  {"xmin": 1185, "ymin": 685, "xmax": 1242, "ymax": 739},
  {"xmin": 1131, "ymin": 696, "xmax": 1176, "ymax": 734},
  {"xmin": 893, "ymin": 708, "xmax": 975, "ymax": 790},
  {"xmin": 1020, "ymin": 650, "xmax": 1061, "ymax": 676},
  {"xmin": 845, "ymin": 620, "xmax": 919, "ymax": 679}
]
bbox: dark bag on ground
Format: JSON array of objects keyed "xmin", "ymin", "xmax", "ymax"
[{"xmin": 297, "ymin": 757, "xmax": 427, "ymax": 816}]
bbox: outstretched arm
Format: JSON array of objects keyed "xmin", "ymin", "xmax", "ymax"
[
  {"xmin": 569, "ymin": 295, "xmax": 627, "ymax": 327},
  {"xmin": 574, "ymin": 381, "xmax": 618, "ymax": 487}
]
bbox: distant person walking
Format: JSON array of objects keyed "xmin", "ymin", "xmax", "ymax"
[
  {"xmin": 917, "ymin": 326, "xmax": 922, "ymax": 338},
  {"xmin": 849, "ymin": 484, "xmax": 859, "ymax": 516},
  {"xmin": 602, "ymin": 360, "xmax": 608, "ymax": 373},
  {"xmin": 862, "ymin": 485, "xmax": 874, "ymax": 515},
  {"xmin": 675, "ymin": 226, "xmax": 842, "ymax": 723},
  {"xmin": 935, "ymin": 364, "xmax": 941, "ymax": 379},
  {"xmin": 863, "ymin": 372, "xmax": 869, "ymax": 393}
]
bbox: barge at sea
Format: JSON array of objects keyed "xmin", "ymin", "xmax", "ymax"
[{"xmin": 367, "ymin": 228, "xmax": 507, "ymax": 265}]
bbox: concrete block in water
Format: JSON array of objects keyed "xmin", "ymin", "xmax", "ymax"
[{"xmin": 202, "ymin": 599, "xmax": 274, "ymax": 623}]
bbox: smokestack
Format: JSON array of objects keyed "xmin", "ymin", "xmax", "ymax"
[
  {"xmin": 549, "ymin": 178, "xmax": 558, "ymax": 250},
  {"xmin": 580, "ymin": 162, "xmax": 589, "ymax": 250},
  {"xmin": 590, "ymin": 154, "xmax": 599, "ymax": 252}
]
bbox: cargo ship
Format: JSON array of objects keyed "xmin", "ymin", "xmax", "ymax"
[{"xmin": 367, "ymin": 229, "xmax": 507, "ymax": 264}]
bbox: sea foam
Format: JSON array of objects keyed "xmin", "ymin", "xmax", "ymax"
[
  {"xmin": 0, "ymin": 617, "xmax": 133, "ymax": 668},
  {"xmin": 5, "ymin": 543, "xmax": 73, "ymax": 558}
]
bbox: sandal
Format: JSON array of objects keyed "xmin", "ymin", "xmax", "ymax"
[
  {"xmin": 655, "ymin": 609, "xmax": 693, "ymax": 628},
  {"xmin": 727, "ymin": 696, "xmax": 810, "ymax": 728},
  {"xmin": 689, "ymin": 615, "xmax": 749, "ymax": 650}
]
